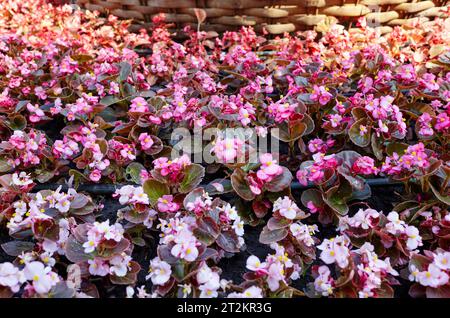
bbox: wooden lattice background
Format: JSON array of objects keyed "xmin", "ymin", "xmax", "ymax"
[{"xmin": 76, "ymin": 0, "xmax": 449, "ymax": 35}]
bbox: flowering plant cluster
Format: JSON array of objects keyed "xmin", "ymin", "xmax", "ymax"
[{"xmin": 0, "ymin": 0, "xmax": 449, "ymax": 298}]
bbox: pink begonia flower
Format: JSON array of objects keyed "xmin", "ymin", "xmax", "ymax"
[
  {"xmin": 53, "ymin": 192, "xmax": 71, "ymax": 213},
  {"xmin": 12, "ymin": 172, "xmax": 33, "ymax": 186},
  {"xmin": 435, "ymin": 113, "xmax": 450, "ymax": 131},
  {"xmin": 27, "ymin": 103, "xmax": 45, "ymax": 123},
  {"xmin": 53, "ymin": 138, "xmax": 79, "ymax": 159},
  {"xmin": 417, "ymin": 113, "xmax": 434, "ymax": 136},
  {"xmin": 0, "ymin": 262, "xmax": 25, "ymax": 293},
  {"xmin": 296, "ymin": 169, "xmax": 308, "ymax": 186},
  {"xmin": 130, "ymin": 97, "xmax": 149, "ymax": 113},
  {"xmin": 403, "ymin": 142, "xmax": 429, "ymax": 169},
  {"xmin": 405, "ymin": 225, "xmax": 422, "ymax": 250},
  {"xmin": 109, "ymin": 254, "xmax": 132, "ymax": 277},
  {"xmin": 232, "ymin": 217, "xmax": 245, "ymax": 236},
  {"xmin": 157, "ymin": 195, "xmax": 179, "ymax": 213},
  {"xmin": 138, "ymin": 133, "xmax": 154, "ymax": 150},
  {"xmin": 238, "ymin": 106, "xmax": 255, "ymax": 126},
  {"xmin": 247, "ymin": 171, "xmax": 264, "ymax": 195},
  {"xmin": 256, "ymin": 153, "xmax": 283, "ymax": 182},
  {"xmin": 419, "ymin": 73, "xmax": 439, "ymax": 91},
  {"xmin": 213, "ymin": 137, "xmax": 245, "ymax": 163},
  {"xmin": 314, "ymin": 265, "xmax": 334, "ymax": 296},
  {"xmin": 227, "ymin": 286, "xmax": 263, "ymax": 298},
  {"xmin": 88, "ymin": 258, "xmax": 110, "ymax": 277},
  {"xmin": 385, "ymin": 211, "xmax": 406, "ymax": 235},
  {"xmin": 146, "ymin": 257, "xmax": 172, "ymax": 285},
  {"xmin": 306, "ymin": 201, "xmax": 320, "ymax": 214},
  {"xmin": 309, "ymin": 166, "xmax": 324, "ymax": 183},
  {"xmin": 343, "ymin": 208, "xmax": 379, "ymax": 230},
  {"xmin": 328, "ymin": 114, "xmax": 342, "ymax": 128},
  {"xmin": 417, "ymin": 264, "xmax": 449, "ymax": 288},
  {"xmin": 434, "ymin": 252, "xmax": 450, "ymax": 271},
  {"xmin": 197, "ymin": 262, "xmax": 216, "ymax": 285},
  {"xmin": 114, "ymin": 185, "xmax": 134, "ymax": 205},
  {"xmin": 131, "ymin": 187, "xmax": 150, "ymax": 205},
  {"xmin": 266, "ymin": 262, "xmax": 285, "ymax": 291},
  {"xmin": 311, "ymin": 85, "xmax": 332, "ymax": 105},
  {"xmin": 9, "ymin": 131, "xmax": 26, "ymax": 150},
  {"xmin": 352, "ymin": 156, "xmax": 378, "ymax": 175},
  {"xmin": 109, "ymin": 81, "xmax": 120, "ymax": 94},
  {"xmin": 359, "ymin": 125, "xmax": 368, "ymax": 136},
  {"xmin": 185, "ymin": 191, "xmax": 213, "ymax": 216},
  {"xmin": 23, "ymin": 261, "xmax": 58, "ymax": 294},
  {"xmin": 171, "ymin": 230, "xmax": 199, "ymax": 262},
  {"xmin": 153, "ymin": 155, "xmax": 191, "ymax": 176},
  {"xmin": 358, "ymin": 76, "xmax": 373, "ymax": 94},
  {"xmin": 381, "ymin": 143, "xmax": 430, "ymax": 174},
  {"xmin": 273, "ymin": 196, "xmax": 301, "ymax": 220},
  {"xmin": 83, "ymin": 220, "xmax": 124, "ymax": 254},
  {"xmin": 396, "ymin": 64, "xmax": 416, "ymax": 83},
  {"xmin": 255, "ymin": 126, "xmax": 268, "ymax": 138},
  {"xmin": 267, "ymin": 101, "xmax": 297, "ymax": 123},
  {"xmin": 308, "ymin": 138, "xmax": 334, "ymax": 154},
  {"xmin": 246, "ymin": 255, "xmax": 268, "ymax": 274},
  {"xmin": 89, "ymin": 169, "xmax": 102, "ymax": 182},
  {"xmin": 317, "ymin": 236, "xmax": 350, "ymax": 269},
  {"xmin": 290, "ymin": 223, "xmax": 316, "ymax": 247},
  {"xmin": 120, "ymin": 144, "xmax": 136, "ymax": 161},
  {"xmin": 34, "ymin": 86, "xmax": 47, "ymax": 100},
  {"xmin": 198, "ymin": 273, "xmax": 221, "ymax": 298}
]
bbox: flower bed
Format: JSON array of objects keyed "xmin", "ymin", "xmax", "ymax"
[{"xmin": 0, "ymin": 0, "xmax": 449, "ymax": 298}]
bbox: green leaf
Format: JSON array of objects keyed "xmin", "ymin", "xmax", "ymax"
[
  {"xmin": 265, "ymin": 167, "xmax": 293, "ymax": 193},
  {"xmin": 271, "ymin": 119, "xmax": 306, "ymax": 142},
  {"xmin": 143, "ymin": 179, "xmax": 170, "ymax": 206},
  {"xmin": 216, "ymin": 230, "xmax": 240, "ymax": 253},
  {"xmin": 100, "ymin": 95, "xmax": 121, "ymax": 107},
  {"xmin": 301, "ymin": 188, "xmax": 324, "ymax": 208},
  {"xmin": 231, "ymin": 168, "xmax": 256, "ymax": 201},
  {"xmin": 349, "ymin": 118, "xmax": 370, "ymax": 147},
  {"xmin": 15, "ymin": 100, "xmax": 30, "ymax": 113},
  {"xmin": 1, "ymin": 241, "xmax": 35, "ymax": 256},
  {"xmin": 35, "ymin": 170, "xmax": 55, "ymax": 183},
  {"xmin": 386, "ymin": 142, "xmax": 408, "ymax": 156},
  {"xmin": 371, "ymin": 133, "xmax": 383, "ymax": 160},
  {"xmin": 6, "ymin": 115, "xmax": 27, "ymax": 130},
  {"xmin": 70, "ymin": 193, "xmax": 90, "ymax": 209},
  {"xmin": 48, "ymin": 282, "xmax": 76, "ymax": 298},
  {"xmin": 119, "ymin": 62, "xmax": 132, "ymax": 82},
  {"xmin": 0, "ymin": 158, "xmax": 13, "ymax": 173},
  {"xmin": 125, "ymin": 162, "xmax": 146, "ymax": 184},
  {"xmin": 202, "ymin": 178, "xmax": 232, "ymax": 195},
  {"xmin": 179, "ymin": 164, "xmax": 205, "ymax": 193},
  {"xmin": 193, "ymin": 217, "xmax": 220, "ymax": 246},
  {"xmin": 430, "ymin": 183, "xmax": 450, "ymax": 205},
  {"xmin": 324, "ymin": 181, "xmax": 352, "ymax": 216},
  {"xmin": 267, "ymin": 217, "xmax": 292, "ymax": 231},
  {"xmin": 68, "ymin": 169, "xmax": 88, "ymax": 188},
  {"xmin": 259, "ymin": 227, "xmax": 288, "ymax": 245},
  {"xmin": 65, "ymin": 236, "xmax": 91, "ymax": 263}
]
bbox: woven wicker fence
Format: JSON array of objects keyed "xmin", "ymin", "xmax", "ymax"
[{"xmin": 76, "ymin": 0, "xmax": 450, "ymax": 34}]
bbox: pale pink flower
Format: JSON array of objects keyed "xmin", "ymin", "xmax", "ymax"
[
  {"xmin": 157, "ymin": 195, "xmax": 179, "ymax": 213},
  {"xmin": 311, "ymin": 85, "xmax": 332, "ymax": 105},
  {"xmin": 138, "ymin": 133, "xmax": 154, "ymax": 150},
  {"xmin": 256, "ymin": 153, "xmax": 282, "ymax": 182},
  {"xmin": 146, "ymin": 257, "xmax": 172, "ymax": 285}
]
